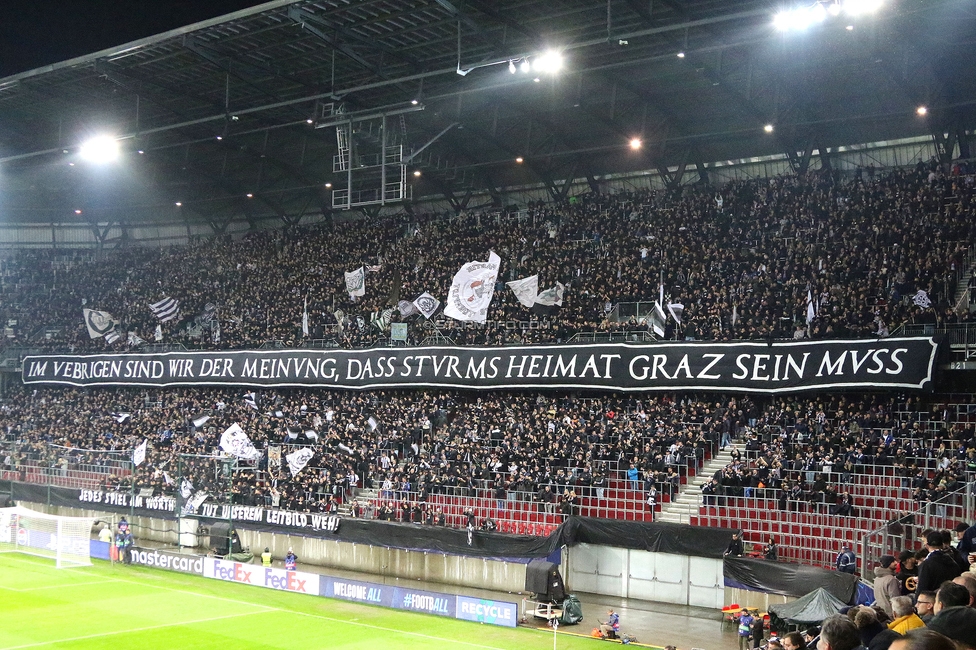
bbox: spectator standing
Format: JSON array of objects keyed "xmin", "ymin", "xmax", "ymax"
[
  {"xmin": 917, "ymin": 532, "xmax": 964, "ymax": 593},
  {"xmin": 284, "ymin": 547, "xmax": 297, "ymax": 571},
  {"xmin": 261, "ymin": 547, "xmax": 272, "ymax": 567},
  {"xmin": 875, "ymin": 555, "xmax": 903, "ymax": 617},
  {"xmin": 738, "ymin": 609, "xmax": 755, "ymax": 650},
  {"xmin": 836, "ymin": 545, "xmax": 857, "ymax": 574}
]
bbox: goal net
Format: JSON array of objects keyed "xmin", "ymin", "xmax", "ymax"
[{"xmin": 0, "ymin": 506, "xmax": 94, "ymax": 568}]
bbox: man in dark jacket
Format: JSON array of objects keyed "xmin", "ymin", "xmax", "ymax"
[
  {"xmin": 725, "ymin": 532, "xmax": 744, "ymax": 557},
  {"xmin": 916, "ymin": 530, "xmax": 964, "ymax": 593}
]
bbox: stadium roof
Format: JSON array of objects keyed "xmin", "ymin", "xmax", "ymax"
[{"xmin": 0, "ymin": 0, "xmax": 973, "ymax": 233}]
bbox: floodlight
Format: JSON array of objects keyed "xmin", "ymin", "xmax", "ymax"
[
  {"xmin": 246, "ymin": 193, "xmax": 253, "ymax": 198},
  {"xmin": 773, "ymin": 11, "xmax": 792, "ymax": 30},
  {"xmin": 74, "ymin": 209, "xmax": 82, "ymax": 214},
  {"xmin": 827, "ymin": 2, "xmax": 842, "ymax": 15},
  {"xmin": 325, "ymin": 182, "xmax": 332, "ymax": 188},
  {"xmin": 520, "ymin": 59, "xmax": 531, "ymax": 73},
  {"xmin": 764, "ymin": 124, "xmax": 775, "ymax": 133},
  {"xmin": 509, "ymin": 60, "xmax": 517, "ymax": 74},
  {"xmin": 532, "ymin": 51, "xmax": 563, "ymax": 74},
  {"xmin": 516, "ymin": 156, "xmax": 524, "ymax": 163},
  {"xmin": 175, "ymin": 202, "xmax": 182, "ymax": 207},
  {"xmin": 78, "ymin": 135, "xmax": 119, "ymax": 164},
  {"xmin": 413, "ymin": 170, "xmax": 422, "ymax": 177},
  {"xmin": 630, "ymin": 138, "xmax": 642, "ymax": 150},
  {"xmin": 411, "ymin": 99, "xmax": 419, "ymax": 105},
  {"xmin": 846, "ymin": 24, "xmax": 854, "ymax": 30},
  {"xmin": 916, "ymin": 106, "xmax": 928, "ymax": 116},
  {"xmin": 677, "ymin": 52, "xmax": 686, "ymax": 58},
  {"xmin": 843, "ymin": 0, "xmax": 882, "ymax": 15}
]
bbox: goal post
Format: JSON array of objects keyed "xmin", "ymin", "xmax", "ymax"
[{"xmin": 0, "ymin": 506, "xmax": 94, "ymax": 568}]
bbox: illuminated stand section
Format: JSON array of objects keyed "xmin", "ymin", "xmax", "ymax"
[{"xmin": 0, "ymin": 506, "xmax": 94, "ymax": 569}]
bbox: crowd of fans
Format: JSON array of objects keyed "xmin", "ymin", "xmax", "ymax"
[{"xmin": 0, "ymin": 159, "xmax": 972, "ymax": 352}]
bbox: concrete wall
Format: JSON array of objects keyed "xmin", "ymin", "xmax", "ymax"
[{"xmin": 565, "ymin": 542, "xmax": 725, "ymax": 609}]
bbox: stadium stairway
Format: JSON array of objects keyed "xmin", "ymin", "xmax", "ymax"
[{"xmin": 656, "ymin": 444, "xmax": 738, "ymax": 524}]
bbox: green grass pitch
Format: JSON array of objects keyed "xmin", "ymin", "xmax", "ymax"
[{"xmin": 0, "ymin": 553, "xmax": 612, "ymax": 649}]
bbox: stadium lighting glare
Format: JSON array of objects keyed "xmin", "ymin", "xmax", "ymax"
[
  {"xmin": 916, "ymin": 106, "xmax": 928, "ymax": 116},
  {"xmin": 137, "ymin": 150, "xmax": 144, "ymax": 154},
  {"xmin": 74, "ymin": 209, "xmax": 82, "ymax": 214},
  {"xmin": 846, "ymin": 24, "xmax": 854, "ymax": 30},
  {"xmin": 246, "ymin": 193, "xmax": 253, "ymax": 198},
  {"xmin": 520, "ymin": 59, "xmax": 531, "ymax": 74},
  {"xmin": 78, "ymin": 135, "xmax": 119, "ymax": 164},
  {"xmin": 410, "ymin": 99, "xmax": 419, "ymax": 105},
  {"xmin": 509, "ymin": 60, "xmax": 517, "ymax": 74},
  {"xmin": 532, "ymin": 51, "xmax": 563, "ymax": 74},
  {"xmin": 175, "ymin": 202, "xmax": 182, "ymax": 207},
  {"xmin": 676, "ymin": 51, "xmax": 686, "ymax": 58},
  {"xmin": 775, "ymin": 1, "xmax": 876, "ymax": 31},
  {"xmin": 630, "ymin": 138, "xmax": 642, "ymax": 150},
  {"xmin": 413, "ymin": 170, "xmax": 422, "ymax": 177},
  {"xmin": 324, "ymin": 182, "xmax": 332, "ymax": 188},
  {"xmin": 764, "ymin": 124, "xmax": 775, "ymax": 133},
  {"xmin": 306, "ymin": 118, "xmax": 314, "ymax": 124},
  {"xmin": 216, "ymin": 135, "xmax": 223, "ymax": 140},
  {"xmin": 515, "ymin": 156, "xmax": 524, "ymax": 163}
]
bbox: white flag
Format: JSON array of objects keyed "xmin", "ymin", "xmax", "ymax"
[
  {"xmin": 506, "ymin": 275, "xmax": 539, "ymax": 308},
  {"xmin": 179, "ymin": 479, "xmax": 194, "ymax": 499},
  {"xmin": 413, "ymin": 292, "xmax": 441, "ymax": 319},
  {"xmin": 192, "ymin": 414, "xmax": 210, "ymax": 428},
  {"xmin": 154, "ymin": 324, "xmax": 163, "ymax": 342},
  {"xmin": 83, "ymin": 309, "xmax": 118, "ymax": 339},
  {"xmin": 667, "ymin": 302, "xmax": 684, "ymax": 325},
  {"xmin": 806, "ymin": 290, "xmax": 816, "ymax": 324},
  {"xmin": 345, "ymin": 267, "xmax": 366, "ymax": 297},
  {"xmin": 104, "ymin": 329, "xmax": 121, "ymax": 345},
  {"xmin": 368, "ymin": 416, "xmax": 379, "ymax": 431},
  {"xmin": 150, "ymin": 296, "xmax": 180, "ymax": 322},
  {"xmin": 913, "ymin": 290, "xmax": 932, "ymax": 309},
  {"xmin": 127, "ymin": 331, "xmax": 145, "ymax": 347},
  {"xmin": 304, "ymin": 430, "xmax": 319, "ymax": 441},
  {"xmin": 286, "ymin": 447, "xmax": 315, "ymax": 477},
  {"xmin": 302, "ymin": 296, "xmax": 309, "ymax": 337},
  {"xmin": 444, "ymin": 252, "xmax": 501, "ymax": 323},
  {"xmin": 243, "ymin": 392, "xmax": 258, "ymax": 410},
  {"xmin": 535, "ymin": 282, "xmax": 565, "ymax": 307},
  {"xmin": 112, "ymin": 412, "xmax": 131, "ymax": 424},
  {"xmin": 219, "ymin": 423, "xmax": 261, "ymax": 460},
  {"xmin": 132, "ymin": 440, "xmax": 148, "ymax": 466},
  {"xmin": 731, "ymin": 304, "xmax": 738, "ymax": 326}
]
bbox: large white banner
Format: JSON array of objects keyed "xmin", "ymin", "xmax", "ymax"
[
  {"xmin": 219, "ymin": 424, "xmax": 262, "ymax": 461},
  {"xmin": 506, "ymin": 275, "xmax": 539, "ymax": 308},
  {"xmin": 83, "ymin": 309, "xmax": 118, "ymax": 339},
  {"xmin": 344, "ymin": 267, "xmax": 366, "ymax": 297},
  {"xmin": 443, "ymin": 252, "xmax": 501, "ymax": 323}
]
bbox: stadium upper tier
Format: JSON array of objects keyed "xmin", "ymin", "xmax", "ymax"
[{"xmin": 0, "ymin": 162, "xmax": 974, "ymax": 352}]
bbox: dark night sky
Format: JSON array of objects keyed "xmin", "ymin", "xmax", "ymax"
[{"xmin": 0, "ymin": 1, "xmax": 270, "ymax": 78}]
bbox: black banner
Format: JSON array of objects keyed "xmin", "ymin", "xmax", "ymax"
[
  {"xmin": 724, "ymin": 556, "xmax": 858, "ymax": 603},
  {"xmin": 21, "ymin": 338, "xmax": 937, "ymax": 394}
]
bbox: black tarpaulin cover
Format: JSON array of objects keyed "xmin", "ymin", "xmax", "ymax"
[
  {"xmin": 768, "ymin": 587, "xmax": 848, "ymax": 625},
  {"xmin": 5, "ymin": 481, "xmax": 735, "ymax": 560},
  {"xmin": 725, "ymin": 557, "xmax": 859, "ymax": 603}
]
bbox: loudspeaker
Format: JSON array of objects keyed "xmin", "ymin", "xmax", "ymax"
[{"xmin": 525, "ymin": 559, "xmax": 565, "ymax": 602}]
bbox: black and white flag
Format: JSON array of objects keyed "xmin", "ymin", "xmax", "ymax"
[
  {"xmin": 132, "ymin": 439, "xmax": 148, "ymax": 466},
  {"xmin": 304, "ymin": 430, "xmax": 319, "ymax": 441},
  {"xmin": 345, "ymin": 267, "xmax": 366, "ymax": 298},
  {"xmin": 219, "ymin": 423, "xmax": 261, "ymax": 460},
  {"xmin": 413, "ymin": 292, "xmax": 441, "ymax": 319},
  {"xmin": 286, "ymin": 426, "xmax": 301, "ymax": 441},
  {"xmin": 191, "ymin": 414, "xmax": 211, "ymax": 429},
  {"xmin": 535, "ymin": 282, "xmax": 565, "ymax": 307},
  {"xmin": 104, "ymin": 330, "xmax": 122, "ymax": 345},
  {"xmin": 806, "ymin": 289, "xmax": 817, "ymax": 324},
  {"xmin": 444, "ymin": 252, "xmax": 501, "ymax": 323},
  {"xmin": 913, "ymin": 290, "xmax": 932, "ymax": 309},
  {"xmin": 154, "ymin": 324, "xmax": 163, "ymax": 342},
  {"xmin": 286, "ymin": 447, "xmax": 314, "ymax": 476},
  {"xmin": 243, "ymin": 392, "xmax": 258, "ymax": 410},
  {"xmin": 83, "ymin": 309, "xmax": 119, "ymax": 339},
  {"xmin": 127, "ymin": 331, "xmax": 145, "ymax": 347},
  {"xmin": 150, "ymin": 296, "xmax": 180, "ymax": 323},
  {"xmin": 112, "ymin": 412, "xmax": 131, "ymax": 424},
  {"xmin": 667, "ymin": 302, "xmax": 684, "ymax": 325},
  {"xmin": 397, "ymin": 300, "xmax": 420, "ymax": 318},
  {"xmin": 650, "ymin": 302, "xmax": 667, "ymax": 337}
]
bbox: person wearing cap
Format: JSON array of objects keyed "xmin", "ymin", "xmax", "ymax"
[
  {"xmin": 917, "ymin": 531, "xmax": 964, "ymax": 594},
  {"xmin": 875, "ymin": 555, "xmax": 902, "ymax": 617},
  {"xmin": 896, "ymin": 551, "xmax": 920, "ymax": 595},
  {"xmin": 927, "ymin": 605, "xmax": 976, "ymax": 649},
  {"xmin": 836, "ymin": 545, "xmax": 857, "ymax": 574},
  {"xmin": 261, "ymin": 547, "xmax": 272, "ymax": 567}
]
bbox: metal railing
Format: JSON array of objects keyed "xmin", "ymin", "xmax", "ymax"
[{"xmin": 862, "ymin": 481, "xmax": 975, "ymax": 578}]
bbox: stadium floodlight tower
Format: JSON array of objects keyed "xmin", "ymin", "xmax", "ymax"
[{"xmin": 176, "ymin": 453, "xmax": 238, "ymax": 553}]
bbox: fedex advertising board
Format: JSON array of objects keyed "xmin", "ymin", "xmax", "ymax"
[{"xmin": 204, "ymin": 557, "xmax": 319, "ymax": 595}]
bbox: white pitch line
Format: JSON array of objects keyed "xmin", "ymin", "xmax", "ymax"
[
  {"xmin": 100, "ymin": 573, "xmax": 513, "ymax": 650},
  {"xmin": 3, "ymin": 578, "xmax": 126, "ymax": 592},
  {"xmin": 1, "ymin": 611, "xmax": 271, "ymax": 649}
]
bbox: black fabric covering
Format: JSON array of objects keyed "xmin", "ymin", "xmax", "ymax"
[
  {"xmin": 561, "ymin": 595, "xmax": 584, "ymax": 625},
  {"xmin": 724, "ymin": 557, "xmax": 859, "ymax": 603},
  {"xmin": 5, "ymin": 481, "xmax": 735, "ymax": 560},
  {"xmin": 768, "ymin": 587, "xmax": 847, "ymax": 625},
  {"xmin": 526, "ymin": 560, "xmax": 565, "ymax": 601}
]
